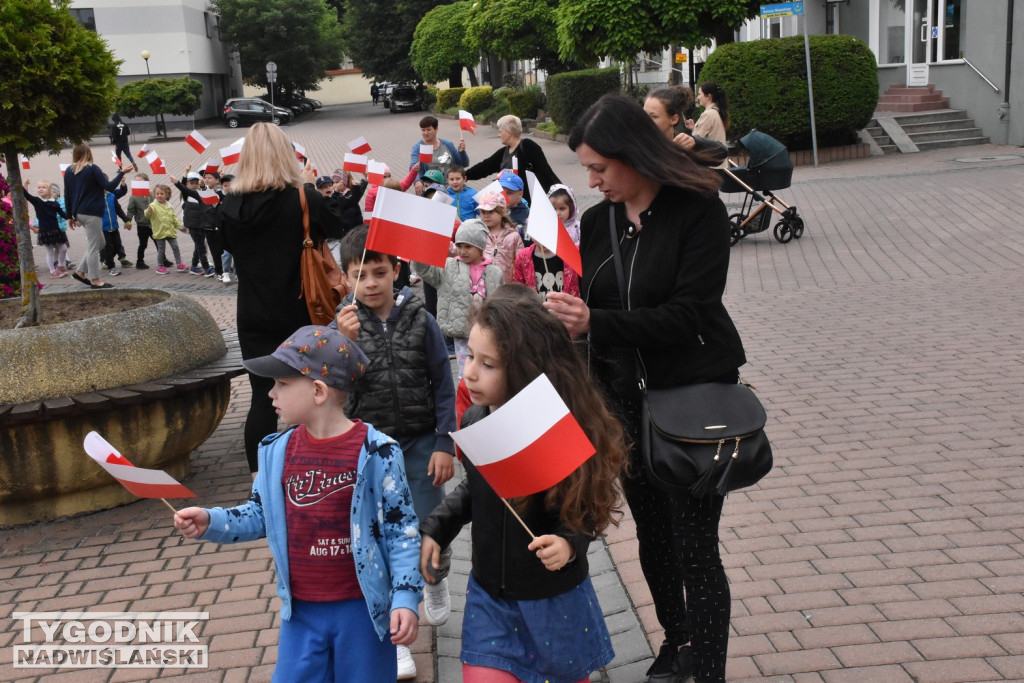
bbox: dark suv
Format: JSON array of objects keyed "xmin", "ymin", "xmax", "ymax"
[
  {"xmin": 389, "ymin": 85, "xmax": 423, "ymax": 113},
  {"xmin": 222, "ymin": 98, "xmax": 293, "ymax": 128}
]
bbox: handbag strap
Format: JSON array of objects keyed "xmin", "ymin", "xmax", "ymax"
[
  {"xmin": 298, "ymin": 185, "xmax": 311, "ymax": 244},
  {"xmin": 607, "ymin": 206, "xmax": 646, "ymax": 392}
]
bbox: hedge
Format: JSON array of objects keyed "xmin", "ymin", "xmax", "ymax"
[
  {"xmin": 698, "ymin": 35, "xmax": 878, "ymax": 149},
  {"xmin": 507, "ymin": 90, "xmax": 538, "ymax": 119},
  {"xmin": 545, "ymin": 67, "xmax": 620, "ymax": 132},
  {"xmin": 436, "ymin": 87, "xmax": 467, "ymax": 111},
  {"xmin": 458, "ymin": 85, "xmax": 494, "ymax": 114}
]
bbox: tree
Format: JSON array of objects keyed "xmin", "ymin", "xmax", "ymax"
[
  {"xmin": 0, "ymin": 0, "xmax": 120, "ymax": 327},
  {"xmin": 556, "ymin": 0, "xmax": 760, "ymax": 64},
  {"xmin": 467, "ymin": 0, "xmax": 583, "ymax": 75},
  {"xmin": 411, "ymin": 2, "xmax": 480, "ymax": 87},
  {"xmin": 114, "ymin": 78, "xmax": 203, "ymax": 119},
  {"xmin": 343, "ymin": 0, "xmax": 443, "ymax": 83},
  {"xmin": 210, "ymin": 0, "xmax": 344, "ymax": 97}
]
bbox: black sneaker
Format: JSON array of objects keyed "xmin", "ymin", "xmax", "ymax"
[
  {"xmin": 136, "ymin": 261, "xmax": 150, "ymax": 270},
  {"xmin": 646, "ymin": 642, "xmax": 682, "ymax": 683},
  {"xmin": 676, "ymin": 646, "xmax": 694, "ymax": 682}
]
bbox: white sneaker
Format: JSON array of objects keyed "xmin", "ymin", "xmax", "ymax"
[
  {"xmin": 396, "ymin": 644, "xmax": 416, "ymax": 680},
  {"xmin": 221, "ymin": 272, "xmax": 232, "ymax": 284},
  {"xmin": 423, "ymin": 576, "xmax": 451, "ymax": 626}
]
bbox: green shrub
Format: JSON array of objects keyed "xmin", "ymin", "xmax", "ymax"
[
  {"xmin": 545, "ymin": 67, "xmax": 620, "ymax": 132},
  {"xmin": 436, "ymin": 87, "xmax": 467, "ymax": 110},
  {"xmin": 526, "ymin": 84, "xmax": 545, "ymax": 112},
  {"xmin": 424, "ymin": 86, "xmax": 438, "ymax": 110},
  {"xmin": 507, "ymin": 90, "xmax": 538, "ymax": 119},
  {"xmin": 699, "ymin": 35, "xmax": 878, "ymax": 149},
  {"xmin": 458, "ymin": 85, "xmax": 494, "ymax": 114}
]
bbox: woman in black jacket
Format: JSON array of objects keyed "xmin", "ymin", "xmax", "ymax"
[
  {"xmin": 220, "ymin": 123, "xmax": 340, "ymax": 472},
  {"xmin": 546, "ymin": 95, "xmax": 746, "ymax": 683},
  {"xmin": 465, "ymin": 115, "xmax": 560, "ymax": 206}
]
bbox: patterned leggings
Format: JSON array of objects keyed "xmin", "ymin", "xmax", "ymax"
[{"xmin": 618, "ymin": 397, "xmax": 731, "ymax": 683}]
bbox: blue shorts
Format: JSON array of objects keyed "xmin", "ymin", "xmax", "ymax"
[
  {"xmin": 275, "ymin": 598, "xmax": 396, "ymax": 683},
  {"xmin": 461, "ymin": 574, "xmax": 614, "ymax": 683}
]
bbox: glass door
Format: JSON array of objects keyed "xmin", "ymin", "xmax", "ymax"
[{"xmin": 907, "ymin": 0, "xmax": 934, "ymax": 85}]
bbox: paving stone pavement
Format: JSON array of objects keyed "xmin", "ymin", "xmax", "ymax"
[{"xmin": 3, "ymin": 102, "xmax": 1024, "ymax": 682}]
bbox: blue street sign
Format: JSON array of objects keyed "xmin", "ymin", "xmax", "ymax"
[{"xmin": 761, "ymin": 2, "xmax": 804, "ymax": 17}]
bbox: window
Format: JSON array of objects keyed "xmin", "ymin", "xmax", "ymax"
[
  {"xmin": 880, "ymin": 0, "xmax": 906, "ymax": 64},
  {"xmin": 204, "ymin": 12, "xmax": 221, "ymax": 40},
  {"xmin": 69, "ymin": 8, "xmax": 96, "ymax": 32}
]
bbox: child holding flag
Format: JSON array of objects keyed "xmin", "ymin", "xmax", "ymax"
[
  {"xmin": 22, "ymin": 178, "xmax": 70, "ymax": 278},
  {"xmin": 476, "ymin": 191, "xmax": 523, "ymax": 284},
  {"xmin": 145, "ymin": 184, "xmax": 187, "ymax": 274},
  {"xmin": 420, "ymin": 296, "xmax": 626, "ymax": 683},
  {"xmin": 170, "ymin": 167, "xmax": 212, "ymax": 276},
  {"xmin": 125, "ymin": 173, "xmax": 154, "ymax": 269},
  {"xmin": 173, "ymin": 325, "xmax": 423, "ymax": 682}
]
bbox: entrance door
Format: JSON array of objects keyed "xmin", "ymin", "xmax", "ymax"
[{"xmin": 907, "ymin": 0, "xmax": 934, "ymax": 85}]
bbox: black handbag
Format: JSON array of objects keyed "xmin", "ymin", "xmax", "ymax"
[{"xmin": 605, "ymin": 207, "xmax": 773, "ymax": 496}]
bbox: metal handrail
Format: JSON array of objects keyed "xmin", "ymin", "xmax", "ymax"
[{"xmin": 961, "ymin": 58, "xmax": 1000, "ymax": 92}]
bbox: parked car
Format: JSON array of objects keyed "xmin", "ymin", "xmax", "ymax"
[
  {"xmin": 257, "ymin": 94, "xmax": 304, "ymax": 116},
  {"xmin": 381, "ymin": 83, "xmax": 395, "ymax": 108},
  {"xmin": 296, "ymin": 96, "xmax": 322, "ymax": 110},
  {"xmin": 389, "ymin": 85, "xmax": 424, "ymax": 113},
  {"xmin": 222, "ymin": 98, "xmax": 293, "ymax": 127}
]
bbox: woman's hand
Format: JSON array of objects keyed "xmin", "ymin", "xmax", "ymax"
[
  {"xmin": 673, "ymin": 132, "xmax": 696, "ymax": 150},
  {"xmin": 457, "ymin": 139, "xmax": 466, "ymax": 152},
  {"xmin": 527, "ymin": 535, "xmax": 573, "ymax": 571},
  {"xmin": 544, "ymin": 292, "xmax": 591, "ymax": 337}
]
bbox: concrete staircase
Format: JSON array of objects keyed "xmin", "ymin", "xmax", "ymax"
[
  {"xmin": 865, "ymin": 109, "xmax": 990, "ymax": 154},
  {"xmin": 876, "ymin": 84, "xmax": 950, "ymax": 112}
]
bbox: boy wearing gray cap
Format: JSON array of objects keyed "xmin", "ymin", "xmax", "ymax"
[{"xmin": 174, "ymin": 325, "xmax": 423, "ymax": 681}]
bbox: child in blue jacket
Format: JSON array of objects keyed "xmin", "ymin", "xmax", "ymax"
[{"xmin": 174, "ymin": 325, "xmax": 423, "ymax": 682}]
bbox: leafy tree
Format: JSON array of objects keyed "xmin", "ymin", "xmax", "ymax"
[
  {"xmin": 343, "ymin": 0, "xmax": 442, "ymax": 83},
  {"xmin": 467, "ymin": 0, "xmax": 582, "ymax": 74},
  {"xmin": 411, "ymin": 2, "xmax": 479, "ymax": 87},
  {"xmin": 557, "ymin": 0, "xmax": 760, "ymax": 64},
  {"xmin": 210, "ymin": 0, "xmax": 344, "ymax": 97},
  {"xmin": 0, "ymin": 0, "xmax": 120, "ymax": 327},
  {"xmin": 114, "ymin": 77, "xmax": 203, "ymax": 118}
]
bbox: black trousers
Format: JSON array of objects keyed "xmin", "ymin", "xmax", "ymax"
[
  {"xmin": 100, "ymin": 229, "xmax": 125, "ymax": 267},
  {"xmin": 205, "ymin": 228, "xmax": 224, "ymax": 276},
  {"xmin": 187, "ymin": 227, "xmax": 210, "ymax": 268},
  {"xmin": 136, "ymin": 223, "xmax": 153, "ymax": 263}
]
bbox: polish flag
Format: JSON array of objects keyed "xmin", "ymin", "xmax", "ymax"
[
  {"xmin": 185, "ymin": 130, "xmax": 211, "ymax": 154},
  {"xmin": 202, "ymin": 158, "xmax": 220, "ymax": 175},
  {"xmin": 84, "ymin": 432, "xmax": 196, "ymax": 499},
  {"xmin": 473, "ymin": 180, "xmax": 506, "ymax": 204},
  {"xmin": 59, "ymin": 164, "xmax": 70, "ymax": 176},
  {"xmin": 419, "ymin": 144, "xmax": 433, "ymax": 164},
  {"xmin": 198, "ymin": 188, "xmax": 220, "ymax": 205},
  {"xmin": 19, "ymin": 155, "xmax": 30, "ymax": 170},
  {"xmin": 451, "ymin": 374, "xmax": 595, "ymax": 499},
  {"xmin": 145, "ymin": 151, "xmax": 166, "ymax": 175},
  {"xmin": 220, "ymin": 143, "xmax": 243, "ymax": 165},
  {"xmin": 431, "ymin": 191, "xmax": 454, "ymax": 206},
  {"xmin": 348, "ymin": 136, "xmax": 371, "ymax": 155},
  {"xmin": 525, "ymin": 172, "xmax": 582, "ymax": 274},
  {"xmin": 367, "ymin": 160, "xmax": 387, "ymax": 186},
  {"xmin": 137, "ymin": 143, "xmax": 151, "ymax": 158},
  {"xmin": 131, "ymin": 180, "xmax": 151, "ymax": 197},
  {"xmin": 511, "ymin": 156, "xmax": 519, "ymax": 175},
  {"xmin": 292, "ymin": 141, "xmax": 306, "ymax": 160},
  {"xmin": 459, "ymin": 110, "xmax": 476, "ymax": 135},
  {"xmin": 368, "ymin": 187, "xmax": 457, "ymax": 268},
  {"xmin": 111, "ymin": 150, "xmax": 122, "ymax": 167},
  {"xmin": 343, "ymin": 153, "xmax": 367, "ymax": 174}
]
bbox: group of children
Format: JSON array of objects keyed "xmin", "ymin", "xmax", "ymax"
[{"xmin": 173, "ymin": 207, "xmax": 629, "ymax": 682}]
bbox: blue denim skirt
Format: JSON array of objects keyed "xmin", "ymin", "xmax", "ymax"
[{"xmin": 461, "ymin": 574, "xmax": 614, "ymax": 683}]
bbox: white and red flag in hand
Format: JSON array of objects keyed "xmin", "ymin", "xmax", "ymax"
[
  {"xmin": 137, "ymin": 143, "xmax": 151, "ymax": 159},
  {"xmin": 368, "ymin": 187, "xmax": 456, "ymax": 268},
  {"xmin": 419, "ymin": 144, "xmax": 433, "ymax": 164},
  {"xmin": 19, "ymin": 155, "xmax": 30, "ymax": 170},
  {"xmin": 84, "ymin": 432, "xmax": 196, "ymax": 499},
  {"xmin": 459, "ymin": 110, "xmax": 476, "ymax": 135},
  {"xmin": 343, "ymin": 153, "xmax": 368, "ymax": 174},
  {"xmin": 202, "ymin": 158, "xmax": 220, "ymax": 175},
  {"xmin": 348, "ymin": 136, "xmax": 372, "ymax": 155},
  {"xmin": 111, "ymin": 149, "xmax": 122, "ymax": 167},
  {"xmin": 524, "ymin": 172, "xmax": 582, "ymax": 274},
  {"xmin": 131, "ymin": 180, "xmax": 150, "ymax": 197},
  {"xmin": 145, "ymin": 151, "xmax": 166, "ymax": 175},
  {"xmin": 59, "ymin": 163, "xmax": 69, "ymax": 176},
  {"xmin": 511, "ymin": 156, "xmax": 519, "ymax": 175},
  {"xmin": 292, "ymin": 141, "xmax": 306, "ymax": 160},
  {"xmin": 219, "ymin": 142, "xmax": 243, "ymax": 165},
  {"xmin": 366, "ymin": 160, "xmax": 387, "ymax": 186},
  {"xmin": 185, "ymin": 130, "xmax": 211, "ymax": 154},
  {"xmin": 198, "ymin": 188, "xmax": 220, "ymax": 205},
  {"xmin": 451, "ymin": 374, "xmax": 595, "ymax": 499}
]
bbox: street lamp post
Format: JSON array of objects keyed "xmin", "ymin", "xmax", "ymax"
[{"xmin": 141, "ymin": 50, "xmax": 163, "ymax": 137}]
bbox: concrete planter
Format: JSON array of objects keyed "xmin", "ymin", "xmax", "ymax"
[{"xmin": 0, "ymin": 290, "xmax": 242, "ymax": 526}]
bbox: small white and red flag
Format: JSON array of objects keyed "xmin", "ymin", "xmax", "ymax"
[
  {"xmin": 131, "ymin": 180, "xmax": 151, "ymax": 197},
  {"xmin": 198, "ymin": 188, "xmax": 220, "ymax": 205},
  {"xmin": 185, "ymin": 130, "xmax": 211, "ymax": 154},
  {"xmin": 137, "ymin": 143, "xmax": 151, "ymax": 158},
  {"xmin": 19, "ymin": 155, "xmax": 30, "ymax": 170},
  {"xmin": 84, "ymin": 432, "xmax": 196, "ymax": 500},
  {"xmin": 419, "ymin": 144, "xmax": 433, "ymax": 164},
  {"xmin": 473, "ymin": 180, "xmax": 506, "ymax": 203},
  {"xmin": 367, "ymin": 160, "xmax": 387, "ymax": 186},
  {"xmin": 111, "ymin": 150, "xmax": 122, "ymax": 167},
  {"xmin": 292, "ymin": 141, "xmax": 306, "ymax": 160},
  {"xmin": 459, "ymin": 110, "xmax": 476, "ymax": 135},
  {"xmin": 220, "ymin": 143, "xmax": 242, "ymax": 165},
  {"xmin": 348, "ymin": 136, "xmax": 372, "ymax": 155},
  {"xmin": 59, "ymin": 163, "xmax": 70, "ymax": 176},
  {"xmin": 431, "ymin": 191, "xmax": 454, "ymax": 206},
  {"xmin": 511, "ymin": 156, "xmax": 519, "ymax": 175},
  {"xmin": 525, "ymin": 172, "xmax": 582, "ymax": 274},
  {"xmin": 368, "ymin": 187, "xmax": 457, "ymax": 268},
  {"xmin": 343, "ymin": 153, "xmax": 368, "ymax": 174},
  {"xmin": 145, "ymin": 151, "xmax": 166, "ymax": 175},
  {"xmin": 451, "ymin": 374, "xmax": 595, "ymax": 499},
  {"xmin": 201, "ymin": 159, "xmax": 220, "ymax": 175}
]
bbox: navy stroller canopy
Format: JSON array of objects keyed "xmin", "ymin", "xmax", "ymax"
[{"xmin": 738, "ymin": 130, "xmax": 792, "ymax": 171}]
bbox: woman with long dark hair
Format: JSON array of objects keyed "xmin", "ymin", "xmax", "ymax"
[
  {"xmin": 545, "ymin": 94, "xmax": 746, "ymax": 683},
  {"xmin": 693, "ymin": 81, "xmax": 730, "ymax": 144}
]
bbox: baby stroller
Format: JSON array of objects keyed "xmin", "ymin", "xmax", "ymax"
[{"xmin": 719, "ymin": 130, "xmax": 805, "ymax": 246}]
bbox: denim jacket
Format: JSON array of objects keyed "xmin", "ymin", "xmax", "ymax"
[{"xmin": 200, "ymin": 424, "xmax": 423, "ymax": 639}]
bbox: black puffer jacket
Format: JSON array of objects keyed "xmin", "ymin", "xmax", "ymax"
[{"xmin": 420, "ymin": 406, "xmax": 595, "ymax": 601}]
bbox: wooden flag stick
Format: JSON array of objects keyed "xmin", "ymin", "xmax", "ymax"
[
  {"xmin": 350, "ymin": 247, "xmax": 368, "ymax": 302},
  {"xmin": 159, "ymin": 498, "xmax": 178, "ymax": 514},
  {"xmin": 500, "ymin": 497, "xmax": 536, "ymax": 539}
]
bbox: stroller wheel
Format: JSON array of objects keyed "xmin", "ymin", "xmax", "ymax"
[
  {"xmin": 774, "ymin": 220, "xmax": 794, "ymax": 244},
  {"xmin": 791, "ymin": 215, "xmax": 805, "ymax": 239},
  {"xmin": 729, "ymin": 213, "xmax": 745, "ymax": 247}
]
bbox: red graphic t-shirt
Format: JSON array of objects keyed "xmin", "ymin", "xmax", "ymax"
[{"xmin": 282, "ymin": 421, "xmax": 367, "ymax": 602}]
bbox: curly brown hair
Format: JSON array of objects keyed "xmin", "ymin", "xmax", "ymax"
[{"xmin": 469, "ymin": 297, "xmax": 627, "ymax": 535}]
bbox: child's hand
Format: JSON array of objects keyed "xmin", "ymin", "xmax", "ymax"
[
  {"xmin": 174, "ymin": 507, "xmax": 210, "ymax": 538},
  {"xmin": 412, "ymin": 162, "xmax": 421, "ymax": 172},
  {"xmin": 169, "ymin": 175, "xmax": 178, "ymax": 185},
  {"xmin": 419, "ymin": 535, "xmax": 442, "ymax": 584},
  {"xmin": 30, "ymin": 226, "xmax": 39, "ymax": 234},
  {"xmin": 527, "ymin": 535, "xmax": 573, "ymax": 571},
  {"xmin": 389, "ymin": 607, "xmax": 418, "ymax": 646},
  {"xmin": 124, "ymin": 222, "xmax": 132, "ymax": 231},
  {"xmin": 334, "ymin": 304, "xmax": 361, "ymax": 340},
  {"xmin": 185, "ymin": 164, "xmax": 192, "ymax": 173},
  {"xmin": 300, "ymin": 161, "xmax": 316, "ymax": 185},
  {"xmin": 180, "ymin": 227, "xmax": 188, "ymax": 233},
  {"xmin": 427, "ymin": 451, "xmax": 454, "ymax": 487}
]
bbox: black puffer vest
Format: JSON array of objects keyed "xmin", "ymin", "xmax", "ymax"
[{"xmin": 345, "ymin": 289, "xmax": 436, "ymax": 438}]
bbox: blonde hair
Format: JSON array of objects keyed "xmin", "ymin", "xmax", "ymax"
[
  {"xmin": 381, "ymin": 178, "xmax": 402, "ymax": 192},
  {"xmin": 229, "ymin": 123, "xmax": 302, "ymax": 193},
  {"xmin": 71, "ymin": 143, "xmax": 94, "ymax": 173},
  {"xmin": 154, "ymin": 183, "xmax": 172, "ymax": 199},
  {"xmin": 493, "ymin": 202, "xmax": 517, "ymax": 231}
]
